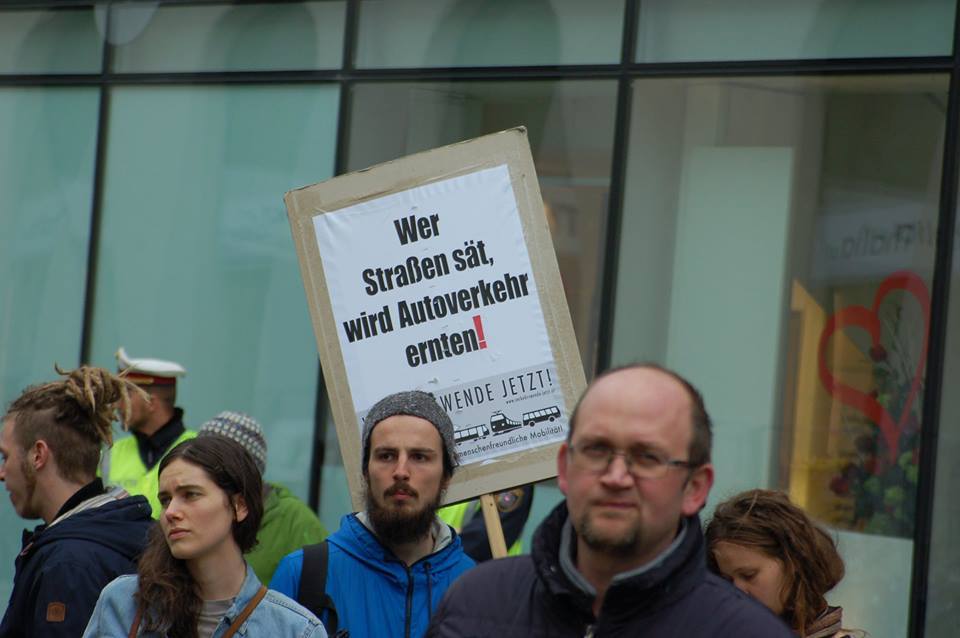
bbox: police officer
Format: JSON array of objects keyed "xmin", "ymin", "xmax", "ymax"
[{"xmin": 103, "ymin": 347, "xmax": 195, "ymax": 517}]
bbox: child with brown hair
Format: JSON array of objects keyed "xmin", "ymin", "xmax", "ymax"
[{"xmin": 705, "ymin": 489, "xmax": 862, "ymax": 638}]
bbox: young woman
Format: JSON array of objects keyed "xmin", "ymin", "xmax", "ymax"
[
  {"xmin": 705, "ymin": 489, "xmax": 858, "ymax": 638},
  {"xmin": 84, "ymin": 436, "xmax": 325, "ymax": 638}
]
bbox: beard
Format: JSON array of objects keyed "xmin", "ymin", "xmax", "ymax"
[
  {"xmin": 575, "ymin": 511, "xmax": 643, "ymax": 557},
  {"xmin": 14, "ymin": 456, "xmax": 39, "ymax": 520},
  {"xmin": 365, "ymin": 480, "xmax": 444, "ymax": 545}
]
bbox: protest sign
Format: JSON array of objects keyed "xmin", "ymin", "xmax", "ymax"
[{"xmin": 286, "ymin": 128, "xmax": 585, "ymax": 509}]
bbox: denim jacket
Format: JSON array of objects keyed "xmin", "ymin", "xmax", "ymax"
[{"xmin": 83, "ymin": 564, "xmax": 326, "ymax": 637}]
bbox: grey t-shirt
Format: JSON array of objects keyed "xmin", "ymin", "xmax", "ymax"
[{"xmin": 198, "ymin": 598, "xmax": 233, "ymax": 638}]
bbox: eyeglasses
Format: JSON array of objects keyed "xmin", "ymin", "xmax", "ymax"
[{"xmin": 568, "ymin": 442, "xmax": 695, "ymax": 479}]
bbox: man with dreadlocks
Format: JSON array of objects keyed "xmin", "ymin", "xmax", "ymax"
[{"xmin": 0, "ymin": 366, "xmax": 153, "ymax": 638}]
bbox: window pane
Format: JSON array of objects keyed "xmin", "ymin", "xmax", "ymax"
[
  {"xmin": 637, "ymin": 0, "xmax": 955, "ymax": 62},
  {"xmin": 615, "ymin": 74, "xmax": 947, "ymax": 637},
  {"xmin": 320, "ymin": 405, "xmax": 351, "ymax": 530},
  {"xmin": 0, "ymin": 9, "xmax": 102, "ymax": 73},
  {"xmin": 356, "ymin": 0, "xmax": 624, "ymax": 68},
  {"xmin": 110, "ymin": 2, "xmax": 345, "ymax": 73},
  {"xmin": 348, "ymin": 80, "xmax": 618, "ymax": 371},
  {"xmin": 926, "ymin": 229, "xmax": 960, "ymax": 632},
  {"xmin": 90, "ymin": 85, "xmax": 340, "ymax": 503},
  {"xmin": 0, "ymin": 86, "xmax": 99, "ymax": 612}
]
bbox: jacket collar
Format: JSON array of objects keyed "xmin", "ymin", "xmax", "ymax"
[
  {"xmin": 51, "ymin": 478, "xmax": 105, "ymax": 521},
  {"xmin": 220, "ymin": 564, "xmax": 262, "ymax": 630},
  {"xmin": 47, "ymin": 485, "xmax": 130, "ymax": 530},
  {"xmin": 333, "ymin": 512, "xmax": 464, "ymax": 571},
  {"xmin": 133, "ymin": 408, "xmax": 185, "ymax": 468},
  {"xmin": 533, "ymin": 501, "xmax": 707, "ymax": 620},
  {"xmin": 19, "ymin": 487, "xmax": 148, "ymax": 560},
  {"xmin": 557, "ymin": 516, "xmax": 689, "ymax": 597},
  {"xmin": 355, "ymin": 510, "xmax": 454, "ymax": 554}
]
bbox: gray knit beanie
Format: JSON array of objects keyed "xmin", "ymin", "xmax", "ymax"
[
  {"xmin": 198, "ymin": 411, "xmax": 268, "ymax": 475},
  {"xmin": 362, "ymin": 390, "xmax": 458, "ymax": 476}
]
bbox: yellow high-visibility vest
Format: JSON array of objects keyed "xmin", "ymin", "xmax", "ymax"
[
  {"xmin": 438, "ymin": 500, "xmax": 524, "ymax": 556},
  {"xmin": 107, "ymin": 430, "xmax": 196, "ymax": 518}
]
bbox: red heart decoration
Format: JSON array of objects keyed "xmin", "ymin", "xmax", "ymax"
[{"xmin": 817, "ymin": 271, "xmax": 931, "ymax": 465}]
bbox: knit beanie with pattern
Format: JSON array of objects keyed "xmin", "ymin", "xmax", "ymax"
[{"xmin": 198, "ymin": 411, "xmax": 268, "ymax": 475}]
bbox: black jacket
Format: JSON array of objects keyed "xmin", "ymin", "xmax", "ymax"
[
  {"xmin": 0, "ymin": 488, "xmax": 152, "ymax": 637},
  {"xmin": 427, "ymin": 501, "xmax": 793, "ymax": 637}
]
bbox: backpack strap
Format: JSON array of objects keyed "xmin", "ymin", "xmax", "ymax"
[{"xmin": 299, "ymin": 541, "xmax": 341, "ymax": 636}]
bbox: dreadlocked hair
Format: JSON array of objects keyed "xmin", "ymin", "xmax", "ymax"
[
  {"xmin": 4, "ymin": 365, "xmax": 146, "ymax": 483},
  {"xmin": 705, "ymin": 489, "xmax": 845, "ymax": 636}
]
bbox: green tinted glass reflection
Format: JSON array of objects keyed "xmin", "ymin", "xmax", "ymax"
[
  {"xmin": 357, "ymin": 0, "xmax": 624, "ymax": 68},
  {"xmin": 0, "ymin": 9, "xmax": 102, "ymax": 73},
  {"xmin": 615, "ymin": 74, "xmax": 948, "ymax": 637},
  {"xmin": 111, "ymin": 2, "xmax": 345, "ymax": 72},
  {"xmin": 0, "ymin": 86, "xmax": 99, "ymax": 616},
  {"xmin": 637, "ymin": 0, "xmax": 954, "ymax": 62},
  {"xmin": 91, "ymin": 85, "xmax": 340, "ymax": 503}
]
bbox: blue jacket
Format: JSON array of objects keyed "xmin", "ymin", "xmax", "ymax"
[
  {"xmin": 271, "ymin": 513, "xmax": 475, "ymax": 638},
  {"xmin": 83, "ymin": 564, "xmax": 325, "ymax": 637},
  {"xmin": 0, "ymin": 487, "xmax": 152, "ymax": 638},
  {"xmin": 426, "ymin": 502, "xmax": 794, "ymax": 638}
]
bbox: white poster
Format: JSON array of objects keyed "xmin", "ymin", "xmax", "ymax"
[{"xmin": 312, "ymin": 164, "xmax": 567, "ymax": 464}]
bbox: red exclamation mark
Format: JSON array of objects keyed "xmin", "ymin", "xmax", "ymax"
[{"xmin": 473, "ymin": 315, "xmax": 487, "ymax": 349}]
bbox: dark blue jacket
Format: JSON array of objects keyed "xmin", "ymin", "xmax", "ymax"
[
  {"xmin": 427, "ymin": 502, "xmax": 794, "ymax": 638},
  {"xmin": 0, "ymin": 487, "xmax": 152, "ymax": 637}
]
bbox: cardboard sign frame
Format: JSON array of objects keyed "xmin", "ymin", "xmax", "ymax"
[{"xmin": 285, "ymin": 127, "xmax": 586, "ymax": 510}]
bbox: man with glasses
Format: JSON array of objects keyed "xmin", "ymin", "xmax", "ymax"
[{"xmin": 426, "ymin": 364, "xmax": 792, "ymax": 637}]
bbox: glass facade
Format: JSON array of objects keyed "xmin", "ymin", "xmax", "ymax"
[
  {"xmin": 635, "ymin": 0, "xmax": 955, "ymax": 62},
  {"xmin": 0, "ymin": 8, "xmax": 102, "ymax": 73},
  {"xmin": 89, "ymin": 85, "xmax": 340, "ymax": 502},
  {"xmin": 110, "ymin": 2, "xmax": 346, "ymax": 72},
  {"xmin": 1, "ymin": 2, "xmax": 959, "ymax": 636},
  {"xmin": 0, "ymin": 87, "xmax": 99, "ymax": 607},
  {"xmin": 614, "ymin": 74, "xmax": 947, "ymax": 633},
  {"xmin": 356, "ymin": 0, "xmax": 624, "ymax": 68}
]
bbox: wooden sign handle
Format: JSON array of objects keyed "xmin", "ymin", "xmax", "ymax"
[{"xmin": 480, "ymin": 493, "xmax": 509, "ymax": 559}]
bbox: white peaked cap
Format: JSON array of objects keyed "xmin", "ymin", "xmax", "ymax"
[{"xmin": 115, "ymin": 346, "xmax": 187, "ymax": 384}]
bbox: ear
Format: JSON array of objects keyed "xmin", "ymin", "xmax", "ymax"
[
  {"xmin": 437, "ymin": 476, "xmax": 451, "ymax": 505},
  {"xmin": 557, "ymin": 442, "xmax": 570, "ymax": 496},
  {"xmin": 32, "ymin": 440, "xmax": 51, "ymax": 471},
  {"xmin": 681, "ymin": 463, "xmax": 714, "ymax": 516},
  {"xmin": 232, "ymin": 494, "xmax": 249, "ymax": 523}
]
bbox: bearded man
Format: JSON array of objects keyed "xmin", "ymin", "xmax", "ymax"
[{"xmin": 271, "ymin": 390, "xmax": 474, "ymax": 638}]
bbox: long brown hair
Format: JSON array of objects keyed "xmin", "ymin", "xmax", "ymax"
[
  {"xmin": 134, "ymin": 436, "xmax": 264, "ymax": 637},
  {"xmin": 4, "ymin": 365, "xmax": 142, "ymax": 482},
  {"xmin": 705, "ymin": 489, "xmax": 844, "ymax": 635}
]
